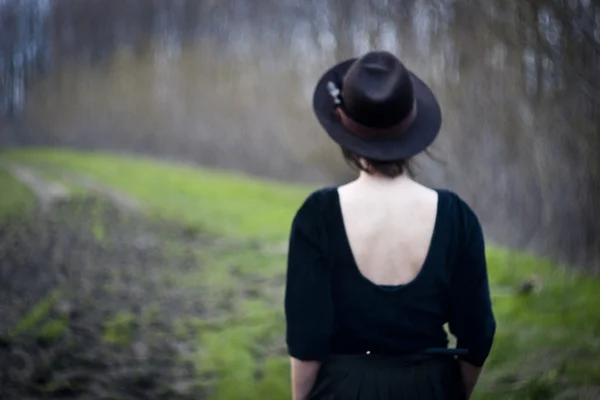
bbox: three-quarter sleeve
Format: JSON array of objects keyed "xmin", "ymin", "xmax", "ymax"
[
  {"xmin": 448, "ymin": 201, "xmax": 496, "ymax": 367},
  {"xmin": 284, "ymin": 193, "xmax": 334, "ymax": 361}
]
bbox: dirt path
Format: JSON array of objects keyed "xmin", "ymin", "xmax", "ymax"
[
  {"xmin": 54, "ymin": 168, "xmax": 141, "ymax": 213},
  {"xmin": 5, "ymin": 163, "xmax": 141, "ymax": 214},
  {"xmin": 0, "ymin": 196, "xmax": 204, "ymax": 399},
  {"xmin": 6, "ymin": 164, "xmax": 70, "ymax": 213},
  {"xmin": 4, "ymin": 163, "xmax": 288, "ymax": 255}
]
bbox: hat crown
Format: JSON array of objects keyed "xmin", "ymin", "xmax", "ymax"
[{"xmin": 342, "ymin": 51, "xmax": 415, "ymax": 129}]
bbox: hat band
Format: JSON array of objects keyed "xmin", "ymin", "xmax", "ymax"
[{"xmin": 337, "ymin": 100, "xmax": 417, "ymax": 138}]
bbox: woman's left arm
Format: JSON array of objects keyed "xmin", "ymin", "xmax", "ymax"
[
  {"xmin": 284, "ymin": 192, "xmax": 334, "ymax": 400},
  {"xmin": 290, "ymin": 358, "xmax": 321, "ymax": 400}
]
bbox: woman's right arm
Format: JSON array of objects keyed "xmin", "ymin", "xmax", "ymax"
[
  {"xmin": 448, "ymin": 201, "xmax": 496, "ymax": 398},
  {"xmin": 458, "ymin": 360, "xmax": 482, "ymax": 399}
]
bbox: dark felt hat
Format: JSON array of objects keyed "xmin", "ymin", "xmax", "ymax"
[{"xmin": 312, "ymin": 51, "xmax": 442, "ymax": 161}]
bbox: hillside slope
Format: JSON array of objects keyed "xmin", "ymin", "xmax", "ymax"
[{"xmin": 1, "ymin": 148, "xmax": 599, "ymax": 400}]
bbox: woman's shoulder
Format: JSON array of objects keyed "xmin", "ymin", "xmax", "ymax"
[
  {"xmin": 297, "ymin": 186, "xmax": 338, "ymax": 210},
  {"xmin": 292, "ymin": 185, "xmax": 338, "ymax": 222},
  {"xmin": 433, "ymin": 188, "xmax": 482, "ymax": 229}
]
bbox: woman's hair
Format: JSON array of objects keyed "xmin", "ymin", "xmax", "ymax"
[{"xmin": 341, "ymin": 148, "xmax": 413, "ymax": 178}]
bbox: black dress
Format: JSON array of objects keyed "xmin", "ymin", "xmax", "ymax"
[{"xmin": 284, "ymin": 187, "xmax": 496, "ymax": 400}]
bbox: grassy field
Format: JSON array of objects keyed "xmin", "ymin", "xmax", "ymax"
[
  {"xmin": 0, "ymin": 168, "xmax": 35, "ymax": 220},
  {"xmin": 1, "ymin": 148, "xmax": 599, "ymax": 399}
]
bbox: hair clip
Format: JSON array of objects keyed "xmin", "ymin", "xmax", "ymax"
[{"xmin": 327, "ymin": 81, "xmax": 342, "ymax": 106}]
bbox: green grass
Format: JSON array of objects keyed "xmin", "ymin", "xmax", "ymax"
[
  {"xmin": 103, "ymin": 311, "xmax": 137, "ymax": 347},
  {"xmin": 1, "ymin": 148, "xmax": 310, "ymax": 240},
  {"xmin": 9, "ymin": 289, "xmax": 64, "ymax": 338},
  {"xmin": 0, "ymin": 168, "xmax": 35, "ymax": 221},
  {"xmin": 478, "ymin": 250, "xmax": 600, "ymax": 399},
  {"xmin": 2, "ymin": 147, "xmax": 600, "ymax": 399}
]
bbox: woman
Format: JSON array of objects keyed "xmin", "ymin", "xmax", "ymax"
[{"xmin": 284, "ymin": 51, "xmax": 496, "ymax": 399}]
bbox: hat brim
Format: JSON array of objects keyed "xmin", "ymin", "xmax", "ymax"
[{"xmin": 312, "ymin": 58, "xmax": 442, "ymax": 161}]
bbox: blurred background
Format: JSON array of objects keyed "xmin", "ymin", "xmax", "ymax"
[
  {"xmin": 2, "ymin": 0, "xmax": 599, "ymax": 269},
  {"xmin": 1, "ymin": 0, "xmax": 599, "ymax": 399}
]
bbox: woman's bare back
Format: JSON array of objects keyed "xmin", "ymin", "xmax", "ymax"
[{"xmin": 337, "ymin": 175, "xmax": 439, "ymax": 286}]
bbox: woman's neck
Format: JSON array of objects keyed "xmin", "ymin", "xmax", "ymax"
[{"xmin": 355, "ymin": 171, "xmax": 413, "ymax": 187}]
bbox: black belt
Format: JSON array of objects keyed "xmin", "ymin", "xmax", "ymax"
[
  {"xmin": 421, "ymin": 347, "xmax": 469, "ymax": 356},
  {"xmin": 335, "ymin": 347, "xmax": 469, "ymax": 358}
]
